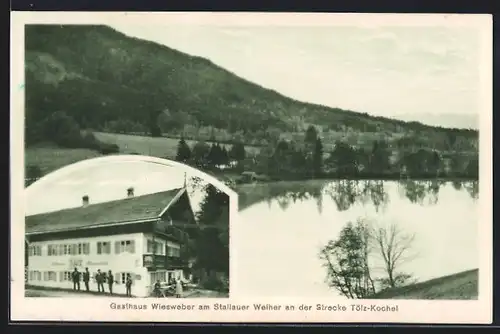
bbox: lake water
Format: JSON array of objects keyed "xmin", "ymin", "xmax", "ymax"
[{"xmin": 234, "ymin": 180, "xmax": 478, "ymax": 298}]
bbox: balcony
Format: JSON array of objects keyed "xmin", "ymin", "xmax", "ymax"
[{"xmin": 142, "ymin": 254, "xmax": 187, "ymax": 270}]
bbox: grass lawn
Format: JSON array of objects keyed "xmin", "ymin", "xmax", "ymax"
[
  {"xmin": 94, "ymin": 132, "xmax": 262, "ymax": 158},
  {"xmin": 369, "ymin": 269, "xmax": 478, "ymax": 300},
  {"xmin": 25, "ymin": 146, "xmax": 103, "ymax": 175},
  {"xmin": 25, "ymin": 142, "xmax": 242, "ymax": 184}
]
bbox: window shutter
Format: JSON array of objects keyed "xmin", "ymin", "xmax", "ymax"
[
  {"xmin": 115, "ymin": 241, "xmax": 120, "ymax": 254},
  {"xmin": 59, "ymin": 272, "xmax": 63, "ymax": 282},
  {"xmin": 130, "ymin": 240, "xmax": 135, "ymax": 254},
  {"xmin": 114, "ymin": 272, "xmax": 120, "ymax": 284}
]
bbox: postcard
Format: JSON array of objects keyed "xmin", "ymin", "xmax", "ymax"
[{"xmin": 10, "ymin": 11, "xmax": 492, "ymax": 324}]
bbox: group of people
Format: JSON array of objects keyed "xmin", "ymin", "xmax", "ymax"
[
  {"xmin": 152, "ymin": 277, "xmax": 184, "ymax": 298},
  {"xmin": 71, "ymin": 268, "xmax": 133, "ymax": 297}
]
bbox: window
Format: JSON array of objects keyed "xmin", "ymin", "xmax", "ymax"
[
  {"xmin": 167, "ymin": 245, "xmax": 181, "ymax": 257},
  {"xmin": 57, "ymin": 245, "xmax": 64, "ymax": 255},
  {"xmin": 43, "ymin": 272, "xmax": 49, "ymax": 281},
  {"xmin": 147, "ymin": 240, "xmax": 154, "ymax": 253},
  {"xmin": 78, "ymin": 243, "xmax": 82, "ymax": 255},
  {"xmin": 47, "ymin": 271, "xmax": 57, "ymax": 281},
  {"xmin": 82, "ymin": 243, "xmax": 90, "ymax": 255},
  {"xmin": 115, "ymin": 240, "xmax": 135, "ymax": 254},
  {"xmin": 71, "ymin": 244, "xmax": 77, "ymax": 255},
  {"xmin": 97, "ymin": 241, "xmax": 111, "ymax": 255},
  {"xmin": 120, "ymin": 272, "xmax": 134, "ymax": 284},
  {"xmin": 48, "ymin": 245, "xmax": 58, "ymax": 256},
  {"xmin": 59, "ymin": 271, "xmax": 71, "ymax": 282},
  {"xmin": 150, "ymin": 271, "xmax": 167, "ymax": 284},
  {"xmin": 29, "ymin": 245, "xmax": 42, "ymax": 256},
  {"xmin": 155, "ymin": 242, "xmax": 164, "ymax": 255},
  {"xmin": 64, "ymin": 245, "xmax": 69, "ymax": 255},
  {"xmin": 147, "ymin": 239, "xmax": 165, "ymax": 255},
  {"xmin": 30, "ymin": 271, "xmax": 42, "ymax": 281}
]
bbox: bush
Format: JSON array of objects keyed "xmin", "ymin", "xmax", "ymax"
[
  {"xmin": 200, "ymin": 275, "xmax": 229, "ymax": 293},
  {"xmin": 97, "ymin": 142, "xmax": 120, "ymax": 155},
  {"xmin": 78, "ymin": 130, "xmax": 120, "ymax": 154}
]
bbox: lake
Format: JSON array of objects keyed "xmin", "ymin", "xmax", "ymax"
[{"xmin": 234, "ymin": 179, "xmax": 478, "ymax": 298}]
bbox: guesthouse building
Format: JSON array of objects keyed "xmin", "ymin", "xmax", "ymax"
[{"xmin": 25, "ymin": 186, "xmax": 196, "ymax": 297}]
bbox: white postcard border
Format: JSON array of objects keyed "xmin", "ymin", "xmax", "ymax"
[{"xmin": 10, "ymin": 11, "xmax": 493, "ymax": 324}]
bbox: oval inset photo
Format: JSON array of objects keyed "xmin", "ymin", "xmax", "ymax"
[{"xmin": 24, "ymin": 155, "xmax": 235, "ymax": 299}]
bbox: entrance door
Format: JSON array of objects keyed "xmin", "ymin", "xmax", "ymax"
[
  {"xmin": 167, "ymin": 271, "xmax": 174, "ymax": 284},
  {"xmin": 150, "ymin": 272, "xmax": 156, "ymax": 286}
]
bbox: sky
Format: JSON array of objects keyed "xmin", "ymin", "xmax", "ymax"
[
  {"xmin": 25, "ymin": 161, "xmax": 208, "ymax": 216},
  {"xmin": 110, "ymin": 24, "xmax": 481, "ymax": 127}
]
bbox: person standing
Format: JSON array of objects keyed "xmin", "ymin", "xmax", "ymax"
[
  {"xmin": 96, "ymin": 269, "xmax": 105, "ymax": 293},
  {"xmin": 153, "ymin": 280, "xmax": 162, "ymax": 297},
  {"xmin": 101, "ymin": 271, "xmax": 108, "ymax": 293},
  {"xmin": 83, "ymin": 267, "xmax": 90, "ymax": 292},
  {"xmin": 126, "ymin": 274, "xmax": 133, "ymax": 297},
  {"xmin": 71, "ymin": 268, "xmax": 81, "ymax": 291},
  {"xmin": 108, "ymin": 270, "xmax": 114, "ymax": 295},
  {"xmin": 175, "ymin": 276, "xmax": 183, "ymax": 298}
]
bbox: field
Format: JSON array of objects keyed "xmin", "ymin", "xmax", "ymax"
[
  {"xmin": 94, "ymin": 132, "xmax": 262, "ymax": 159},
  {"xmin": 370, "ymin": 269, "xmax": 478, "ymax": 300},
  {"xmin": 25, "ymin": 146, "xmax": 103, "ymax": 175},
  {"xmin": 24, "ymin": 140, "xmax": 243, "ymax": 182}
]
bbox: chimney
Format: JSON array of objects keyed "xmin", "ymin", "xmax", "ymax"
[
  {"xmin": 82, "ymin": 195, "xmax": 89, "ymax": 207},
  {"xmin": 127, "ymin": 187, "xmax": 134, "ymax": 198}
]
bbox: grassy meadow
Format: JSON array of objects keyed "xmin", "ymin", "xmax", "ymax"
[
  {"xmin": 370, "ymin": 269, "xmax": 478, "ymax": 300},
  {"xmin": 25, "ymin": 132, "xmax": 251, "ymax": 179},
  {"xmin": 25, "ymin": 146, "xmax": 103, "ymax": 176},
  {"xmin": 94, "ymin": 132, "xmax": 262, "ymax": 158}
]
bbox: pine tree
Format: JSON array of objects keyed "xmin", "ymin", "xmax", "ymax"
[
  {"xmin": 175, "ymin": 137, "xmax": 191, "ymax": 163},
  {"xmin": 305, "ymin": 125, "xmax": 318, "ymax": 145},
  {"xmin": 304, "ymin": 125, "xmax": 319, "ymax": 178},
  {"xmin": 207, "ymin": 144, "xmax": 217, "ymax": 168},
  {"xmin": 192, "ymin": 141, "xmax": 210, "ymax": 168},
  {"xmin": 313, "ymin": 137, "xmax": 323, "ymax": 178},
  {"xmin": 369, "ymin": 140, "xmax": 391, "ymax": 175},
  {"xmin": 195, "ymin": 185, "xmax": 230, "ymax": 274},
  {"xmin": 221, "ymin": 146, "xmax": 230, "ymax": 166},
  {"xmin": 230, "ymin": 142, "xmax": 246, "ymax": 162}
]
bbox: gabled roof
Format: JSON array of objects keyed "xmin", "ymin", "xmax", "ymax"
[{"xmin": 25, "ymin": 188, "xmax": 184, "ymax": 235}]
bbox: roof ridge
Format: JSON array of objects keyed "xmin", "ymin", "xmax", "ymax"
[{"xmin": 26, "ymin": 187, "xmax": 184, "ymax": 218}]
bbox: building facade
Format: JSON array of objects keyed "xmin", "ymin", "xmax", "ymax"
[{"xmin": 25, "ymin": 187, "xmax": 196, "ymax": 297}]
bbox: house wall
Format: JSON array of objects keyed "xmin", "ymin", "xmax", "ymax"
[
  {"xmin": 26, "ymin": 232, "xmax": 153, "ymax": 297},
  {"xmin": 27, "ymin": 231, "xmax": 188, "ymax": 297}
]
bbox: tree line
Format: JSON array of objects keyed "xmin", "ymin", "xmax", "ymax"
[
  {"xmin": 174, "ymin": 125, "xmax": 479, "ymax": 180},
  {"xmin": 175, "ymin": 137, "xmax": 247, "ymax": 171}
]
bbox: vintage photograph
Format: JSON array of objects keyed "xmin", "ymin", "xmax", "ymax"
[
  {"xmin": 12, "ymin": 12, "xmax": 491, "ymax": 323},
  {"xmin": 25, "ymin": 157, "xmax": 231, "ymax": 298}
]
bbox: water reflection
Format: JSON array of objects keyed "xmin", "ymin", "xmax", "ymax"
[
  {"xmin": 243, "ymin": 180, "xmax": 478, "ymax": 214},
  {"xmin": 398, "ymin": 180, "xmax": 446, "ymax": 205},
  {"xmin": 236, "ymin": 179, "xmax": 479, "ymax": 299}
]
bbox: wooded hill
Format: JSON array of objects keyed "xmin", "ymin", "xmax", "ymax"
[{"xmin": 25, "ymin": 24, "xmax": 478, "ymax": 153}]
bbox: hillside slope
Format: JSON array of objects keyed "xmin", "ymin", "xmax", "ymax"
[
  {"xmin": 369, "ymin": 269, "xmax": 478, "ymax": 300},
  {"xmin": 25, "ymin": 24, "xmax": 478, "ymax": 150}
]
